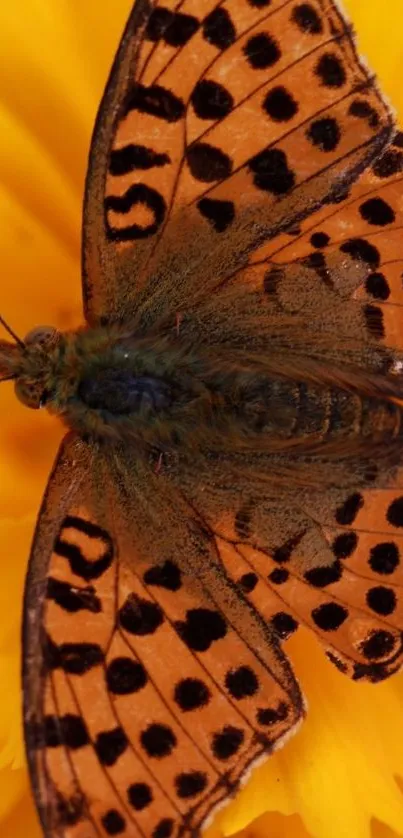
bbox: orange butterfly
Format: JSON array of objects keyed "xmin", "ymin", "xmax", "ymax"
[{"xmin": 1, "ymin": 1, "xmax": 403, "ymax": 836}]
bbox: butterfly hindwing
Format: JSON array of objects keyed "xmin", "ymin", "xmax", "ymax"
[
  {"xmin": 83, "ymin": 0, "xmax": 394, "ymax": 326},
  {"xmin": 24, "ymin": 437, "xmax": 303, "ymax": 838},
  {"xmin": 162, "ymin": 449, "xmax": 403, "ymax": 686}
]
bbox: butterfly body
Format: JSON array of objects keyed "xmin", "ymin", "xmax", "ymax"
[
  {"xmin": 3, "ymin": 311, "xmax": 403, "ymax": 471},
  {"xmin": 2, "ymin": 1, "xmax": 403, "ymax": 836}
]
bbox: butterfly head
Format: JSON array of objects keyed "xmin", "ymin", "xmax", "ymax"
[{"xmin": 0, "ymin": 323, "xmax": 61, "ymax": 409}]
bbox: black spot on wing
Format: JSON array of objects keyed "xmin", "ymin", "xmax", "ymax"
[
  {"xmin": 310, "ymin": 231, "xmax": 330, "ymax": 248},
  {"xmin": 145, "ymin": 6, "xmax": 171, "ymax": 40},
  {"xmin": 315, "ymin": 53, "xmax": 346, "ymax": 87},
  {"xmin": 244, "ymin": 33, "xmax": 281, "ymax": 69},
  {"xmin": 340, "ymin": 238, "xmax": 380, "ymax": 267},
  {"xmin": 359, "ymin": 197, "xmax": 395, "ymax": 226},
  {"xmin": 256, "ymin": 701, "xmax": 289, "ymax": 726},
  {"xmin": 268, "ymin": 568, "xmax": 289, "ymax": 585},
  {"xmin": 291, "ymin": 3, "xmax": 323, "ymax": 34},
  {"xmin": 153, "ymin": 819, "xmax": 175, "ymax": 838},
  {"xmin": 239, "ymin": 571, "xmax": 259, "ymax": 592},
  {"xmin": 174, "ymin": 677, "xmax": 211, "ymax": 711},
  {"xmin": 53, "ymin": 643, "xmax": 104, "ymax": 675},
  {"xmin": 175, "ymin": 608, "xmax": 227, "ymax": 651},
  {"xmin": 369, "ymin": 541, "xmax": 400, "ymax": 574},
  {"xmin": 387, "ymin": 496, "xmax": 403, "ymax": 527},
  {"xmin": 348, "ymin": 99, "xmax": 380, "ymax": 129},
  {"xmin": 271, "ymin": 611, "xmax": 298, "ymax": 639},
  {"xmin": 175, "ymin": 771, "xmax": 208, "ymax": 799},
  {"xmin": 55, "ymin": 515, "xmax": 114, "ymax": 581},
  {"xmin": 191, "ymin": 79, "xmax": 233, "ymax": 120},
  {"xmin": 62, "ymin": 515, "xmax": 110, "ymax": 540},
  {"xmin": 143, "ymin": 560, "xmax": 182, "ymax": 591},
  {"xmin": 47, "ymin": 578, "xmax": 102, "ymax": 613},
  {"xmin": 306, "ymin": 117, "xmax": 341, "ymax": 151},
  {"xmin": 146, "ymin": 7, "xmax": 199, "ymax": 46},
  {"xmin": 101, "ymin": 810, "xmax": 126, "ymax": 835},
  {"xmin": 225, "ymin": 665, "xmax": 259, "ymax": 699},
  {"xmin": 332, "ymin": 531, "xmax": 358, "ymax": 559},
  {"xmin": 335, "ymin": 493, "xmax": 364, "ymax": 525},
  {"xmin": 197, "ymin": 197, "xmax": 235, "ymax": 232},
  {"xmin": 304, "ymin": 560, "xmax": 342, "ymax": 587},
  {"xmin": 127, "ymin": 782, "xmax": 153, "ymax": 811},
  {"xmin": 249, "ymin": 148, "xmax": 295, "ymax": 195},
  {"xmin": 263, "ymin": 86, "xmax": 298, "ymax": 122},
  {"xmin": 124, "ymin": 83, "xmax": 185, "ymax": 122},
  {"xmin": 373, "ymin": 148, "xmax": 403, "ymax": 178},
  {"xmin": 106, "ymin": 657, "xmax": 148, "ymax": 695},
  {"xmin": 211, "ymin": 725, "xmax": 244, "ymax": 760},
  {"xmin": 95, "ymin": 727, "xmax": 129, "ymax": 766},
  {"xmin": 186, "ymin": 143, "xmax": 233, "ymax": 182},
  {"xmin": 29, "ymin": 714, "xmax": 90, "ymax": 750},
  {"xmin": 140, "ymin": 723, "xmax": 177, "ymax": 758},
  {"xmin": 352, "ymin": 661, "xmax": 390, "ymax": 683},
  {"xmin": 365, "ymin": 272, "xmax": 390, "ymax": 300},
  {"xmin": 366, "ymin": 586, "xmax": 397, "ymax": 616},
  {"xmin": 360, "ymin": 630, "xmax": 397, "ymax": 660},
  {"xmin": 109, "ymin": 145, "xmax": 170, "ymax": 176},
  {"xmin": 44, "ymin": 637, "xmax": 104, "ymax": 674},
  {"xmin": 119, "ymin": 594, "xmax": 164, "ymax": 636},
  {"xmin": 105, "ymin": 184, "xmax": 167, "ymax": 242},
  {"xmin": 203, "ymin": 7, "xmax": 236, "ymax": 49},
  {"xmin": 311, "ymin": 602, "xmax": 348, "ymax": 631}
]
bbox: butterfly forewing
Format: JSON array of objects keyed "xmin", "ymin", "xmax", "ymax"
[{"xmin": 83, "ymin": 0, "xmax": 393, "ymax": 325}]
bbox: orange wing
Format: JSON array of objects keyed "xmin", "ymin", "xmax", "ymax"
[
  {"xmin": 82, "ymin": 0, "xmax": 394, "ymax": 325},
  {"xmin": 24, "ymin": 436, "xmax": 303, "ymax": 838}
]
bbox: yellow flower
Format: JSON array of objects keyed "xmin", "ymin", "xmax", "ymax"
[{"xmin": 0, "ymin": 2, "xmax": 402, "ymax": 837}]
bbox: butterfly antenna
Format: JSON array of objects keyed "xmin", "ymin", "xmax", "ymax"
[{"xmin": 0, "ymin": 314, "xmax": 25, "ymax": 348}]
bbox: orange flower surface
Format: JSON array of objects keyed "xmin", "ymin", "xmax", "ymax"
[{"xmin": 0, "ymin": 1, "xmax": 402, "ymax": 837}]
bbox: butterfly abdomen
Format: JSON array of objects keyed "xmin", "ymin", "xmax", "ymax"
[
  {"xmin": 235, "ymin": 374, "xmax": 402, "ymax": 453},
  {"xmin": 47, "ymin": 326, "xmax": 402, "ymax": 466}
]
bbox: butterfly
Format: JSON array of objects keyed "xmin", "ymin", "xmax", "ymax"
[{"xmin": 1, "ymin": 1, "xmax": 403, "ymax": 836}]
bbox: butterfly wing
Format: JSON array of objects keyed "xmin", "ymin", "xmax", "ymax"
[
  {"xmin": 172, "ymin": 460, "xmax": 403, "ymax": 685},
  {"xmin": 82, "ymin": 0, "xmax": 394, "ymax": 326},
  {"xmin": 24, "ymin": 436, "xmax": 303, "ymax": 838}
]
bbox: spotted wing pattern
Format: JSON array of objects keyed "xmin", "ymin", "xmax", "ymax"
[
  {"xmin": 196, "ymin": 487, "xmax": 403, "ymax": 684},
  {"xmin": 24, "ymin": 437, "xmax": 302, "ymax": 838},
  {"xmin": 82, "ymin": 0, "xmax": 393, "ymax": 324}
]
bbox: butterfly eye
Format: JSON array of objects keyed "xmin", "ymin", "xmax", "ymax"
[
  {"xmin": 14, "ymin": 378, "xmax": 47, "ymax": 409},
  {"xmin": 24, "ymin": 325, "xmax": 58, "ymax": 348}
]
